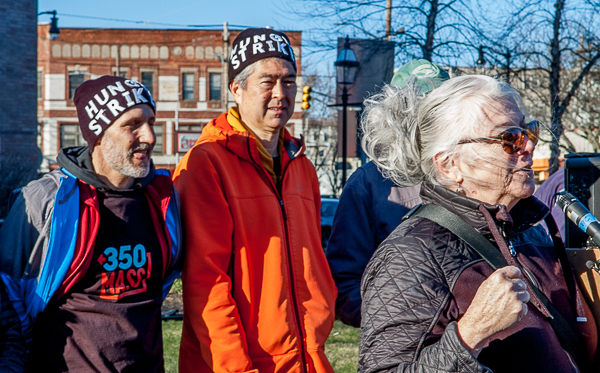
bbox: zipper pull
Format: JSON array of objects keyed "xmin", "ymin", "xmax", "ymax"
[
  {"xmin": 280, "ymin": 200, "xmax": 287, "ymax": 220},
  {"xmin": 509, "ymin": 241, "xmax": 517, "ymax": 256}
]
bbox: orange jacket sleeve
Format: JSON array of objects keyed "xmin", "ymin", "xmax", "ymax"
[{"xmin": 174, "ymin": 146, "xmax": 256, "ymax": 373}]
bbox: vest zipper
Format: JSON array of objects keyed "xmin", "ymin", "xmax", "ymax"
[{"xmin": 508, "ymin": 240, "xmax": 517, "ymax": 256}]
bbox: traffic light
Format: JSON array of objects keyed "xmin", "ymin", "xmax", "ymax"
[{"xmin": 301, "ymin": 85, "xmax": 312, "ymax": 110}]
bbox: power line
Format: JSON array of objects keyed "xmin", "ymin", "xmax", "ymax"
[{"xmin": 56, "ymin": 13, "xmax": 254, "ymax": 29}]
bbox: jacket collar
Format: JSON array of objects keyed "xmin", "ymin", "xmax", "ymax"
[
  {"xmin": 57, "ymin": 146, "xmax": 155, "ymax": 191},
  {"xmin": 420, "ymin": 181, "xmax": 549, "ymax": 237},
  {"xmin": 198, "ymin": 112, "xmax": 306, "ymax": 167}
]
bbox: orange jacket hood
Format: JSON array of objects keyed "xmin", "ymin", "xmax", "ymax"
[{"xmin": 197, "ymin": 112, "xmax": 306, "ymax": 175}]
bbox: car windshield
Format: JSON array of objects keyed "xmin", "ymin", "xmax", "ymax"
[{"xmin": 321, "ymin": 201, "xmax": 338, "ymax": 217}]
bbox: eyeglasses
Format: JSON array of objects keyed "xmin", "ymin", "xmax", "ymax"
[{"xmin": 457, "ymin": 120, "xmax": 540, "ymax": 154}]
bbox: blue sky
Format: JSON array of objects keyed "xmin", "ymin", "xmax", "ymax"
[
  {"xmin": 38, "ymin": 0, "xmax": 303, "ymax": 30},
  {"xmin": 38, "ymin": 0, "xmax": 335, "ymax": 74}
]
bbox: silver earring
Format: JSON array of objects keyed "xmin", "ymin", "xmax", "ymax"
[{"xmin": 456, "ymin": 184, "xmax": 465, "ymax": 195}]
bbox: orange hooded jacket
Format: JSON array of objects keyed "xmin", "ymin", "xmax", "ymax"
[{"xmin": 173, "ymin": 112, "xmax": 337, "ymax": 373}]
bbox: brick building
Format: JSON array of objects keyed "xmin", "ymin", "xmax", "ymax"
[
  {"xmin": 0, "ymin": 1, "xmax": 40, "ymax": 216},
  {"xmin": 37, "ymin": 26, "xmax": 303, "ymax": 171}
]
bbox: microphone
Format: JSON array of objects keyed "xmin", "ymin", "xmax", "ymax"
[
  {"xmin": 586, "ymin": 260, "xmax": 600, "ymax": 276},
  {"xmin": 555, "ymin": 191, "xmax": 600, "ymax": 247}
]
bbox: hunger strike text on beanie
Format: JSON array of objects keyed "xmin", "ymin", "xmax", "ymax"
[
  {"xmin": 74, "ymin": 75, "xmax": 156, "ymax": 152},
  {"xmin": 228, "ymin": 28, "xmax": 297, "ymax": 85}
]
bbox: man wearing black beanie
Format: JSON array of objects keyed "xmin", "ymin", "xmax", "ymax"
[
  {"xmin": 0, "ymin": 75, "xmax": 182, "ymax": 372},
  {"xmin": 174, "ymin": 28, "xmax": 336, "ymax": 373}
]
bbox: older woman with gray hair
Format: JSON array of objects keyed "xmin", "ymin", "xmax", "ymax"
[{"xmin": 359, "ymin": 75, "xmax": 597, "ymax": 373}]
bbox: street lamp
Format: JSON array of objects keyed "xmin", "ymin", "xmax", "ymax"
[
  {"xmin": 477, "ymin": 45, "xmax": 486, "ymax": 67},
  {"xmin": 38, "ymin": 10, "xmax": 60, "ymax": 40},
  {"xmin": 334, "ymin": 36, "xmax": 359, "ymax": 187},
  {"xmin": 476, "ymin": 45, "xmax": 513, "ymax": 81}
]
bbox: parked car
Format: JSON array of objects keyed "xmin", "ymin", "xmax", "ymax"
[{"xmin": 321, "ymin": 198, "xmax": 339, "ymax": 250}]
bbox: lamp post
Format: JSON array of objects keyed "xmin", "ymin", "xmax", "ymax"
[
  {"xmin": 222, "ymin": 22, "xmax": 230, "ymax": 112},
  {"xmin": 334, "ymin": 36, "xmax": 359, "ymax": 187},
  {"xmin": 477, "ymin": 44, "xmax": 513, "ymax": 81},
  {"xmin": 38, "ymin": 10, "xmax": 60, "ymax": 40},
  {"xmin": 477, "ymin": 45, "xmax": 486, "ymax": 67}
]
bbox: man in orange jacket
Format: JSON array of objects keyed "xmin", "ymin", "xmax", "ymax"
[{"xmin": 173, "ymin": 28, "xmax": 337, "ymax": 373}]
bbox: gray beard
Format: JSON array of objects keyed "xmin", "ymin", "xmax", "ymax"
[{"xmin": 101, "ymin": 132, "xmax": 152, "ymax": 179}]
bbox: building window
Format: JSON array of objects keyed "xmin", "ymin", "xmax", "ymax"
[
  {"xmin": 60, "ymin": 124, "xmax": 84, "ymax": 148},
  {"xmin": 178, "ymin": 124, "xmax": 204, "ymax": 131},
  {"xmin": 153, "ymin": 124, "xmax": 164, "ymax": 155},
  {"xmin": 69, "ymin": 72, "xmax": 85, "ymax": 99},
  {"xmin": 114, "ymin": 71, "xmax": 127, "ymax": 78},
  {"xmin": 141, "ymin": 72, "xmax": 154, "ymax": 96},
  {"xmin": 37, "ymin": 71, "xmax": 42, "ymax": 100},
  {"xmin": 182, "ymin": 73, "xmax": 195, "ymax": 100},
  {"xmin": 209, "ymin": 73, "xmax": 221, "ymax": 101}
]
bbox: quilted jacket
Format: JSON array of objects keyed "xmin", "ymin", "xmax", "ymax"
[
  {"xmin": 326, "ymin": 162, "xmax": 421, "ymax": 327},
  {"xmin": 359, "ymin": 182, "xmax": 595, "ymax": 373}
]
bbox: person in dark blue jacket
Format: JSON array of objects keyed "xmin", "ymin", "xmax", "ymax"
[
  {"xmin": 326, "ymin": 59, "xmax": 449, "ymax": 327},
  {"xmin": 534, "ymin": 166, "xmax": 565, "ymax": 240},
  {"xmin": 0, "ymin": 279, "xmax": 25, "ymax": 372}
]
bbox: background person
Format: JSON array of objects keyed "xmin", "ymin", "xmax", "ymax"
[
  {"xmin": 359, "ymin": 75, "xmax": 597, "ymax": 372},
  {"xmin": 0, "ymin": 279, "xmax": 25, "ymax": 372},
  {"xmin": 0, "ymin": 76, "xmax": 182, "ymax": 372},
  {"xmin": 534, "ymin": 166, "xmax": 566, "ymax": 240},
  {"xmin": 326, "ymin": 59, "xmax": 447, "ymax": 327},
  {"xmin": 173, "ymin": 28, "xmax": 336, "ymax": 373}
]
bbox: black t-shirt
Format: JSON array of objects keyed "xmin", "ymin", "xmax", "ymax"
[{"xmin": 27, "ymin": 188, "xmax": 165, "ymax": 373}]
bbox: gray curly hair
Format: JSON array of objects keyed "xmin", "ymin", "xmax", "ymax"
[{"xmin": 361, "ymin": 75, "xmax": 528, "ymax": 187}]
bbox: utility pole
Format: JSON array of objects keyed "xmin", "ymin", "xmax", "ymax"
[
  {"xmin": 222, "ymin": 22, "xmax": 230, "ymax": 112},
  {"xmin": 505, "ymin": 49, "xmax": 511, "ymax": 82},
  {"xmin": 116, "ymin": 45, "xmax": 121, "ymax": 77},
  {"xmin": 385, "ymin": 0, "xmax": 392, "ymax": 40}
]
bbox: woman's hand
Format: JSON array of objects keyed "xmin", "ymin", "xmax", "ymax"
[{"xmin": 456, "ymin": 266, "xmax": 530, "ymax": 356}]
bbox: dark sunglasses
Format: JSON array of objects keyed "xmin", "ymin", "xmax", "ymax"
[{"xmin": 457, "ymin": 120, "xmax": 540, "ymax": 154}]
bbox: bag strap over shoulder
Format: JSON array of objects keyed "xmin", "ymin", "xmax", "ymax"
[
  {"xmin": 411, "ymin": 204, "xmax": 508, "ymax": 269},
  {"xmin": 410, "ymin": 203, "xmax": 586, "ymax": 366}
]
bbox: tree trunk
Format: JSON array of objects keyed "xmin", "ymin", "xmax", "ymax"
[
  {"xmin": 548, "ymin": 0, "xmax": 565, "ymax": 175},
  {"xmin": 423, "ymin": 0, "xmax": 439, "ymax": 61}
]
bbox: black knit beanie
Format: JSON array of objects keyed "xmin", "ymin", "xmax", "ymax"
[
  {"xmin": 228, "ymin": 28, "xmax": 297, "ymax": 85},
  {"xmin": 74, "ymin": 75, "xmax": 155, "ymax": 151}
]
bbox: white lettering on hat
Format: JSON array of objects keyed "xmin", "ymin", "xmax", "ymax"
[
  {"xmin": 107, "ymin": 81, "xmax": 126, "ymax": 96},
  {"xmin": 94, "ymin": 89, "xmax": 110, "ymax": 105},
  {"xmin": 265, "ymin": 40, "xmax": 275, "ymax": 51},
  {"xmin": 231, "ymin": 55, "xmax": 240, "ymax": 70},
  {"xmin": 88, "ymin": 119, "xmax": 103, "ymax": 135},
  {"xmin": 269, "ymin": 33, "xmax": 283, "ymax": 42},
  {"xmin": 238, "ymin": 37, "xmax": 251, "ymax": 62},
  {"xmin": 412, "ymin": 64, "xmax": 440, "ymax": 78},
  {"xmin": 230, "ymin": 44, "xmax": 238, "ymax": 59},
  {"xmin": 133, "ymin": 88, "xmax": 149, "ymax": 104},
  {"xmin": 122, "ymin": 91, "xmax": 135, "ymax": 107},
  {"xmin": 278, "ymin": 42, "xmax": 289, "ymax": 55},
  {"xmin": 95, "ymin": 109, "xmax": 111, "ymax": 125},
  {"xmin": 253, "ymin": 42, "xmax": 265, "ymax": 55},
  {"xmin": 85, "ymin": 100, "xmax": 99, "ymax": 120},
  {"xmin": 124, "ymin": 80, "xmax": 141, "ymax": 88},
  {"xmin": 106, "ymin": 99, "xmax": 125, "ymax": 116},
  {"xmin": 253, "ymin": 34, "xmax": 266, "ymax": 43}
]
